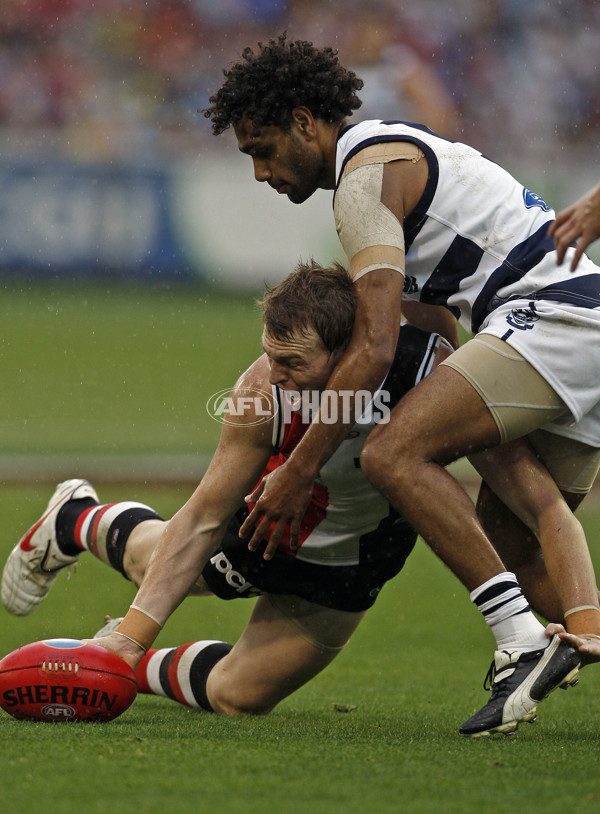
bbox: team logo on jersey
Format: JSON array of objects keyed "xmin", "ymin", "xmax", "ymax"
[
  {"xmin": 506, "ymin": 305, "xmax": 540, "ymax": 330},
  {"xmin": 523, "ymin": 189, "xmax": 551, "ymax": 212},
  {"xmin": 206, "ymin": 387, "xmax": 278, "ymax": 426}
]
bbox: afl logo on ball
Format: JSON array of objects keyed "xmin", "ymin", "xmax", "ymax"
[{"xmin": 41, "ymin": 704, "xmax": 76, "ymax": 720}]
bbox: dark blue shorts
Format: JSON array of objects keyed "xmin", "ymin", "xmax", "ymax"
[{"xmin": 201, "ymin": 509, "xmax": 417, "ymax": 612}]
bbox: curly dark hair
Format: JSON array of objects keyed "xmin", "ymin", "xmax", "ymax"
[{"xmin": 201, "ymin": 32, "xmax": 363, "ymax": 135}]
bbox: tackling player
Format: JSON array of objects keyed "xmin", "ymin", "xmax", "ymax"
[{"xmin": 198, "ymin": 33, "xmax": 600, "ymax": 735}]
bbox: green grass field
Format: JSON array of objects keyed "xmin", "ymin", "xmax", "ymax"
[
  {"xmin": 0, "ymin": 282, "xmax": 261, "ymax": 457},
  {"xmin": 1, "ymin": 283, "xmax": 599, "ymax": 814}
]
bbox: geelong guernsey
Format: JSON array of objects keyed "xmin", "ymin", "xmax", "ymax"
[{"xmin": 335, "ymin": 120, "xmax": 600, "ymax": 335}]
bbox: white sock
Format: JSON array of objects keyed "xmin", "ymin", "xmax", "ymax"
[{"xmin": 470, "ymin": 572, "xmax": 547, "ymax": 653}]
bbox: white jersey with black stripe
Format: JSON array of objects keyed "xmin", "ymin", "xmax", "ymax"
[
  {"xmin": 335, "ymin": 120, "xmax": 600, "ymax": 335},
  {"xmin": 263, "ymin": 326, "xmax": 441, "ymax": 566}
]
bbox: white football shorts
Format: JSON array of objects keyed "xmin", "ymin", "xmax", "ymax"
[{"xmin": 479, "ymin": 298, "xmax": 600, "ymax": 447}]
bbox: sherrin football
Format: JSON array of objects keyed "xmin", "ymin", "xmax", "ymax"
[{"xmin": 0, "ymin": 638, "xmax": 137, "ymax": 722}]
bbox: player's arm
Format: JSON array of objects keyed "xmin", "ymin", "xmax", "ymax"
[
  {"xmin": 241, "ymin": 156, "xmax": 427, "ymax": 555},
  {"xmin": 93, "ymin": 360, "xmax": 275, "ymax": 667}
]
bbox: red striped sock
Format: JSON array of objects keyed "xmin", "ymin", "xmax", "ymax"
[
  {"xmin": 134, "ymin": 641, "xmax": 232, "ymax": 710},
  {"xmin": 58, "ymin": 501, "xmax": 161, "ymax": 575}
]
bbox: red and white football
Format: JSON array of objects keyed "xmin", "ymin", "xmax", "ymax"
[{"xmin": 0, "ymin": 638, "xmax": 137, "ymax": 722}]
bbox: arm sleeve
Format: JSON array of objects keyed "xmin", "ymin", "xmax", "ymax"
[{"xmin": 334, "ymin": 162, "xmax": 405, "ymax": 281}]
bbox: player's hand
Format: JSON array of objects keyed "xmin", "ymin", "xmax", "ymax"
[
  {"xmin": 84, "ymin": 633, "xmax": 145, "ymax": 670},
  {"xmin": 545, "ymin": 622, "xmax": 600, "ymax": 665},
  {"xmin": 239, "ymin": 463, "xmax": 314, "ymax": 559},
  {"xmin": 548, "ymin": 182, "xmax": 600, "ymax": 270}
]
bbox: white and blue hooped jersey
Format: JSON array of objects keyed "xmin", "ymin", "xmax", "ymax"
[{"xmin": 335, "ymin": 120, "xmax": 600, "ymax": 335}]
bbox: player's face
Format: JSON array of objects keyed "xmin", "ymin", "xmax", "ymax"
[
  {"xmin": 235, "ymin": 117, "xmax": 326, "ymax": 204},
  {"xmin": 262, "ymin": 328, "xmax": 342, "ymax": 392}
]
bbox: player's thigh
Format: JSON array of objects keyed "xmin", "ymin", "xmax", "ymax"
[
  {"xmin": 441, "ymin": 334, "xmax": 570, "ymax": 443},
  {"xmin": 367, "ymin": 333, "xmax": 569, "ymax": 466},
  {"xmin": 528, "ymin": 429, "xmax": 600, "ymax": 500},
  {"xmin": 206, "ymin": 594, "xmax": 365, "ymax": 714},
  {"xmin": 363, "ymin": 362, "xmax": 500, "ymax": 471}
]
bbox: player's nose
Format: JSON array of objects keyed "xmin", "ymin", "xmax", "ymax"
[
  {"xmin": 268, "ymin": 361, "xmax": 288, "ymax": 386},
  {"xmin": 252, "ymin": 157, "xmax": 271, "ymax": 182}
]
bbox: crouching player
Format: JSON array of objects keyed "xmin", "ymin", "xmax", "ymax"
[{"xmin": 2, "ymin": 262, "xmax": 584, "ymax": 733}]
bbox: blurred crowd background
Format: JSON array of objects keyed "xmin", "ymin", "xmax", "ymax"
[
  {"xmin": 1, "ymin": 0, "xmax": 599, "ymax": 286},
  {"xmin": 2, "ymin": 0, "xmax": 599, "ymax": 165}
]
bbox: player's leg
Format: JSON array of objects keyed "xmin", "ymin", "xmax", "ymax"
[
  {"xmin": 120, "ymin": 518, "xmax": 166, "ymax": 587},
  {"xmin": 135, "ymin": 594, "xmax": 365, "ymax": 715},
  {"xmin": 475, "ymin": 481, "xmax": 564, "ymax": 622},
  {"xmin": 363, "ymin": 335, "xmax": 600, "ymax": 632},
  {"xmin": 1, "ymin": 479, "xmax": 164, "ymax": 615},
  {"xmin": 360, "ymin": 361, "xmax": 562, "ymax": 643},
  {"xmin": 469, "ymin": 436, "xmax": 599, "ymax": 634},
  {"xmin": 474, "ymin": 430, "xmax": 600, "ymax": 625},
  {"xmin": 360, "ymin": 340, "xmax": 582, "ymax": 736}
]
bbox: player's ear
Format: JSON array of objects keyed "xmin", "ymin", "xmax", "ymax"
[{"xmin": 291, "ymin": 107, "xmax": 317, "ymax": 139}]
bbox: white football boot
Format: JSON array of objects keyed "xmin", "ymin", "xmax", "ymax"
[
  {"xmin": 459, "ymin": 635, "xmax": 580, "ymax": 737},
  {"xmin": 1, "ymin": 479, "xmax": 98, "ymax": 616}
]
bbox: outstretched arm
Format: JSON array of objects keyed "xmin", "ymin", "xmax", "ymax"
[
  {"xmin": 92, "ymin": 362, "xmax": 274, "ymax": 668},
  {"xmin": 548, "ymin": 180, "xmax": 600, "ymax": 270}
]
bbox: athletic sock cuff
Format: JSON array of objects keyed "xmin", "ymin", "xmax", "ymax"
[
  {"xmin": 56, "ymin": 497, "xmax": 98, "ymax": 556},
  {"xmin": 469, "ymin": 571, "xmax": 518, "ymax": 605},
  {"xmin": 105, "ymin": 507, "xmax": 163, "ymax": 577},
  {"xmin": 189, "ymin": 642, "xmax": 234, "ymax": 711}
]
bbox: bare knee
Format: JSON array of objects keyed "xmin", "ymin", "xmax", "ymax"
[
  {"xmin": 206, "ymin": 663, "xmax": 277, "ymax": 716},
  {"xmin": 208, "ymin": 683, "xmax": 275, "ymax": 716},
  {"xmin": 360, "ymin": 428, "xmax": 403, "ymax": 494}
]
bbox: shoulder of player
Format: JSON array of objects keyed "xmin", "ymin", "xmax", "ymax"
[
  {"xmin": 220, "ymin": 354, "xmax": 275, "ymax": 436},
  {"xmin": 233, "ymin": 353, "xmax": 270, "ymax": 392},
  {"xmin": 335, "ymin": 140, "xmax": 428, "ymax": 221}
]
